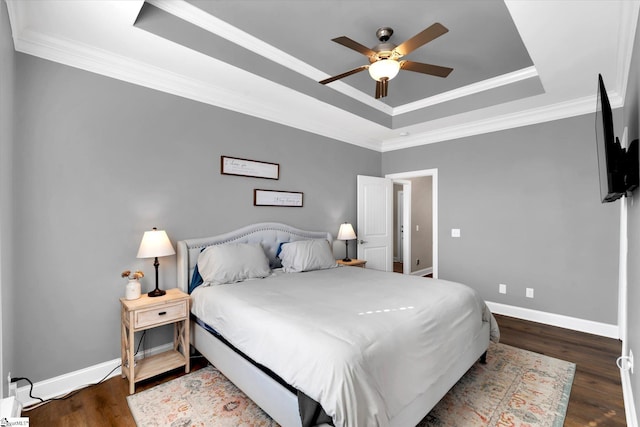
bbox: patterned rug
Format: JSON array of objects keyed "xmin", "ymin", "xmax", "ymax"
[{"xmin": 127, "ymin": 342, "xmax": 575, "ymax": 427}]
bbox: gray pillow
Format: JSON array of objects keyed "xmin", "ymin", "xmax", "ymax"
[
  {"xmin": 279, "ymin": 239, "xmax": 337, "ymax": 273},
  {"xmin": 197, "ymin": 243, "xmax": 271, "ymax": 285}
]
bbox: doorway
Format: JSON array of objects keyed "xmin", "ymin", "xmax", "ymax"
[
  {"xmin": 386, "ymin": 169, "xmax": 438, "ymax": 278},
  {"xmin": 396, "ymin": 189, "xmax": 404, "ymax": 263}
]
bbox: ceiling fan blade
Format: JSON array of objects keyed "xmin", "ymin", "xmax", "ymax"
[
  {"xmin": 319, "ymin": 65, "xmax": 369, "ymax": 85},
  {"xmin": 332, "ymin": 36, "xmax": 377, "ymax": 58},
  {"xmin": 401, "ymin": 60, "xmax": 453, "ymax": 78},
  {"xmin": 394, "ymin": 23, "xmax": 449, "ymax": 57}
]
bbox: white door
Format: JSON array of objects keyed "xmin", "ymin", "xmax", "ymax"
[{"xmin": 357, "ymin": 175, "xmax": 393, "ymax": 271}]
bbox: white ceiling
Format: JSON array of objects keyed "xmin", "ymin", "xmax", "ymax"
[{"xmin": 6, "ymin": 0, "xmax": 640, "ymax": 152}]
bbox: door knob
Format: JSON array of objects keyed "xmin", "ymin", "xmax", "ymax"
[{"xmin": 359, "ymin": 240, "xmax": 368, "ymax": 244}]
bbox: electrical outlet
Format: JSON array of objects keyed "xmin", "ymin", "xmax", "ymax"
[
  {"xmin": 499, "ymin": 284, "xmax": 507, "ymax": 294},
  {"xmin": 7, "ymin": 372, "xmax": 17, "ymax": 397},
  {"xmin": 451, "ymin": 228, "xmax": 461, "ymax": 238},
  {"xmin": 526, "ymin": 288, "xmax": 534, "ymax": 298},
  {"xmin": 416, "ymin": 259, "xmax": 420, "ymax": 266}
]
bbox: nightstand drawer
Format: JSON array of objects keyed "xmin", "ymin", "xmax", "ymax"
[
  {"xmin": 121, "ymin": 288, "xmax": 190, "ymax": 394},
  {"xmin": 134, "ymin": 301, "xmax": 187, "ymax": 329}
]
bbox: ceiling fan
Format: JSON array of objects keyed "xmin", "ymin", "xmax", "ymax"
[{"xmin": 319, "ymin": 23, "xmax": 453, "ymax": 99}]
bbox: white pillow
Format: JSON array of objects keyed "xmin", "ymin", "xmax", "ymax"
[
  {"xmin": 279, "ymin": 239, "xmax": 337, "ymax": 273},
  {"xmin": 197, "ymin": 243, "xmax": 271, "ymax": 285}
]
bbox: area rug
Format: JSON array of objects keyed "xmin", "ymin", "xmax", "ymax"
[
  {"xmin": 127, "ymin": 342, "xmax": 575, "ymax": 427},
  {"xmin": 417, "ymin": 343, "xmax": 575, "ymax": 427}
]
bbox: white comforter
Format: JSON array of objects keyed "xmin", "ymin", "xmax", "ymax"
[{"xmin": 191, "ymin": 266, "xmax": 498, "ymax": 427}]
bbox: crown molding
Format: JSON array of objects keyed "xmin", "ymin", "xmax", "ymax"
[
  {"xmin": 615, "ymin": 0, "xmax": 640, "ymax": 105},
  {"xmin": 380, "ymin": 94, "xmax": 603, "ymax": 152},
  {"xmin": 147, "ymin": 0, "xmax": 394, "ymax": 116},
  {"xmin": 5, "ymin": 0, "xmax": 24, "ymax": 41},
  {"xmin": 146, "ymin": 0, "xmax": 322, "ymax": 81},
  {"xmin": 6, "ymin": 0, "xmax": 638, "ymax": 154},
  {"xmin": 11, "ymin": 26, "xmax": 383, "ymax": 151},
  {"xmin": 392, "ymin": 66, "xmax": 538, "ymax": 115},
  {"xmin": 147, "ymin": 0, "xmax": 542, "ymax": 119},
  {"xmin": 9, "ymin": 23, "xmax": 626, "ymax": 155}
]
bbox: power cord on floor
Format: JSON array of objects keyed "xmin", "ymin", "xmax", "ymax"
[
  {"xmin": 9, "ymin": 377, "xmax": 42, "ymax": 404},
  {"xmin": 19, "ymin": 331, "xmax": 147, "ymax": 411}
]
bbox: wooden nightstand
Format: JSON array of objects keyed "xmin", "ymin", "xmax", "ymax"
[
  {"xmin": 120, "ymin": 288, "xmax": 190, "ymax": 394},
  {"xmin": 336, "ymin": 259, "xmax": 367, "ymax": 268}
]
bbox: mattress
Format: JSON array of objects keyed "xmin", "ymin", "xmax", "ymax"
[{"xmin": 191, "ymin": 266, "xmax": 498, "ymax": 427}]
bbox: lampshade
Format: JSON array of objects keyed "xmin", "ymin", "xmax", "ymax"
[
  {"xmin": 368, "ymin": 59, "xmax": 401, "ymax": 82},
  {"xmin": 136, "ymin": 228, "xmax": 176, "ymax": 259},
  {"xmin": 337, "ymin": 223, "xmax": 356, "ymax": 241}
]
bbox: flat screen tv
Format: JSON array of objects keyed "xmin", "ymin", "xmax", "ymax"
[{"xmin": 595, "ymin": 73, "xmax": 638, "ymax": 203}]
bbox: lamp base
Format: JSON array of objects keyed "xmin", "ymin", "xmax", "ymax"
[
  {"xmin": 342, "ymin": 257, "xmax": 352, "ymax": 262},
  {"xmin": 148, "ymin": 258, "xmax": 166, "ymax": 297},
  {"xmin": 147, "ymin": 288, "xmax": 166, "ymax": 297}
]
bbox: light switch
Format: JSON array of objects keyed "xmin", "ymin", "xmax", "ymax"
[{"xmin": 451, "ymin": 228, "xmax": 461, "ymax": 238}]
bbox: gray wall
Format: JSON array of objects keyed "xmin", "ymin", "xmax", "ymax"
[
  {"xmin": 9, "ymin": 53, "xmax": 380, "ymax": 382},
  {"xmin": 623, "ymin": 7, "xmax": 640, "ymax": 418},
  {"xmin": 382, "ymin": 115, "xmax": 620, "ymax": 324},
  {"xmin": 0, "ymin": 0, "xmax": 15, "ymax": 397}
]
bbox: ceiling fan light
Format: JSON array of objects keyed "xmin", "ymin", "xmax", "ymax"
[{"xmin": 368, "ymin": 59, "xmax": 400, "ymax": 82}]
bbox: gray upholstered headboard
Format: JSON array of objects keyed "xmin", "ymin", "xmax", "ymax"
[{"xmin": 176, "ymin": 222, "xmax": 333, "ymax": 293}]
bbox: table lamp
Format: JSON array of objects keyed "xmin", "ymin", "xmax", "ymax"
[
  {"xmin": 137, "ymin": 227, "xmax": 176, "ymax": 297},
  {"xmin": 337, "ymin": 222, "xmax": 356, "ymax": 262}
]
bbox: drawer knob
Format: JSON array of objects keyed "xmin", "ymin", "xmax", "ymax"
[{"xmin": 158, "ymin": 311, "xmax": 167, "ymax": 316}]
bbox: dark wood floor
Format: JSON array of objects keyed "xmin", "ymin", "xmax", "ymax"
[
  {"xmin": 393, "ymin": 262, "xmax": 432, "ymax": 277},
  {"xmin": 23, "ymin": 314, "xmax": 625, "ymax": 426},
  {"xmin": 496, "ymin": 314, "xmax": 625, "ymax": 427},
  {"xmin": 394, "ymin": 261, "xmax": 403, "ymax": 273}
]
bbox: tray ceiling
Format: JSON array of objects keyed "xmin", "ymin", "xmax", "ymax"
[{"xmin": 6, "ymin": 0, "xmax": 640, "ymax": 151}]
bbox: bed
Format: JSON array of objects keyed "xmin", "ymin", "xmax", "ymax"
[{"xmin": 177, "ymin": 222, "xmax": 498, "ymax": 427}]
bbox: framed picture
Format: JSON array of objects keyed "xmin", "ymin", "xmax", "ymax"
[
  {"xmin": 221, "ymin": 156, "xmax": 279, "ymax": 180},
  {"xmin": 254, "ymin": 189, "xmax": 303, "ymax": 207}
]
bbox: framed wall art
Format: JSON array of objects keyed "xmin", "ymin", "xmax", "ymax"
[
  {"xmin": 221, "ymin": 156, "xmax": 279, "ymax": 180},
  {"xmin": 254, "ymin": 189, "xmax": 303, "ymax": 207}
]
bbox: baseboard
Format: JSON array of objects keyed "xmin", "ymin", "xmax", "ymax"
[
  {"xmin": 411, "ymin": 266, "xmax": 433, "ymax": 276},
  {"xmin": 0, "ymin": 396, "xmax": 22, "ymax": 417},
  {"xmin": 621, "ymin": 368, "xmax": 639, "ymax": 427},
  {"xmin": 485, "ymin": 301, "xmax": 619, "ymax": 339},
  {"xmin": 14, "ymin": 342, "xmax": 173, "ymax": 408}
]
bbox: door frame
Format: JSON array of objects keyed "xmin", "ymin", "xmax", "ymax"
[
  {"xmin": 385, "ymin": 169, "xmax": 438, "ymax": 278},
  {"xmin": 396, "ymin": 189, "xmax": 403, "ymax": 262}
]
